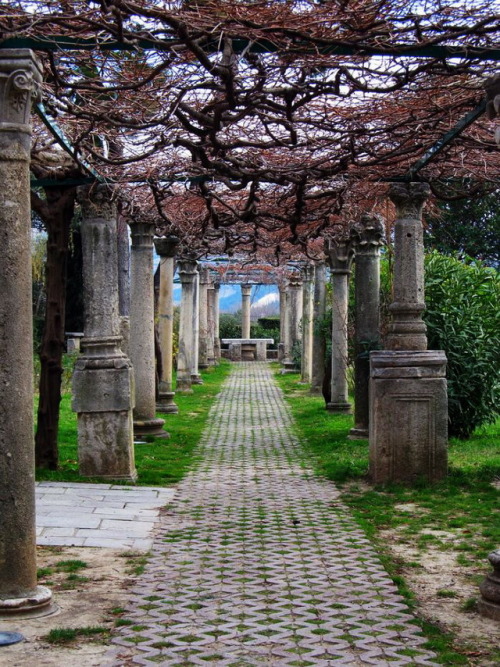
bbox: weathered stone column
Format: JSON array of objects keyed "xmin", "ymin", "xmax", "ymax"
[
  {"xmin": 281, "ymin": 277, "xmax": 303, "ymax": 373},
  {"xmin": 325, "ymin": 239, "xmax": 354, "ymax": 412},
  {"xmin": 191, "ymin": 269, "xmax": 203, "ymax": 384},
  {"xmin": 207, "ymin": 281, "xmax": 216, "ymax": 365},
  {"xmin": 310, "ymin": 261, "xmax": 327, "ymax": 394},
  {"xmin": 177, "ymin": 258, "xmax": 197, "ymax": 392},
  {"xmin": 73, "ymin": 185, "xmax": 136, "ymax": 481},
  {"xmin": 129, "ymin": 220, "xmax": 166, "ymax": 438},
  {"xmin": 241, "ymin": 284, "xmax": 252, "ymax": 339},
  {"xmin": 349, "ymin": 215, "xmax": 385, "ymax": 438},
  {"xmin": 369, "ymin": 183, "xmax": 448, "ymax": 483},
  {"xmin": 213, "ymin": 282, "xmax": 221, "ymax": 362},
  {"xmin": 198, "ymin": 267, "xmax": 210, "ymax": 369},
  {"xmin": 0, "ymin": 49, "xmax": 54, "ymax": 618},
  {"xmin": 479, "ymin": 550, "xmax": 500, "ymax": 621},
  {"xmin": 278, "ymin": 284, "xmax": 287, "ymax": 362},
  {"xmin": 301, "ymin": 264, "xmax": 314, "ymax": 383},
  {"xmin": 154, "ymin": 235, "xmax": 179, "ymax": 414}
]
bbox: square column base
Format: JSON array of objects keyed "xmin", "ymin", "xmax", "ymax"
[{"xmin": 369, "ymin": 350, "xmax": 448, "ymax": 484}]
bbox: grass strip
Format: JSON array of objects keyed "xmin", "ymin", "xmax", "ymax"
[{"xmin": 36, "ymin": 359, "xmax": 231, "ymax": 486}]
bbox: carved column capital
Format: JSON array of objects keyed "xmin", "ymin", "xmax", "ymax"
[
  {"xmin": 350, "ymin": 213, "xmax": 386, "ymax": 255},
  {"xmin": 388, "ymin": 182, "xmax": 430, "ymax": 219},
  {"xmin": 154, "ymin": 235, "xmax": 180, "ymax": 258},
  {"xmin": 129, "ymin": 220, "xmax": 156, "ymax": 248},
  {"xmin": 200, "ymin": 266, "xmax": 211, "ymax": 285},
  {"xmin": 0, "ymin": 50, "xmax": 42, "ymax": 132},
  {"xmin": 178, "ymin": 258, "xmax": 198, "ymax": 284},
  {"xmin": 324, "ymin": 238, "xmax": 355, "ymax": 274},
  {"xmin": 301, "ymin": 263, "xmax": 314, "ymax": 283},
  {"xmin": 77, "ymin": 184, "xmax": 116, "ymax": 221},
  {"xmin": 241, "ymin": 283, "xmax": 252, "ymax": 297}
]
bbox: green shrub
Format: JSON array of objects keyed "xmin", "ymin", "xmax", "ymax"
[
  {"xmin": 219, "ymin": 312, "xmax": 242, "ymax": 339},
  {"xmin": 423, "ymin": 252, "xmax": 500, "ymax": 439}
]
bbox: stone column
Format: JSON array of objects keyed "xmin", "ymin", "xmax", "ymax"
[
  {"xmin": 0, "ymin": 49, "xmax": 54, "ymax": 618},
  {"xmin": 207, "ymin": 282, "xmax": 216, "ymax": 365},
  {"xmin": 198, "ymin": 267, "xmax": 210, "ymax": 369},
  {"xmin": 479, "ymin": 550, "xmax": 500, "ymax": 621},
  {"xmin": 213, "ymin": 282, "xmax": 221, "ymax": 362},
  {"xmin": 191, "ymin": 269, "xmax": 203, "ymax": 384},
  {"xmin": 281, "ymin": 277, "xmax": 303, "ymax": 373},
  {"xmin": 349, "ymin": 214, "xmax": 385, "ymax": 438},
  {"xmin": 73, "ymin": 185, "xmax": 136, "ymax": 480},
  {"xmin": 301, "ymin": 264, "xmax": 314, "ymax": 383},
  {"xmin": 154, "ymin": 235, "xmax": 179, "ymax": 414},
  {"xmin": 278, "ymin": 284, "xmax": 287, "ymax": 362},
  {"xmin": 241, "ymin": 284, "xmax": 252, "ymax": 339},
  {"xmin": 310, "ymin": 261, "xmax": 327, "ymax": 394},
  {"xmin": 369, "ymin": 183, "xmax": 448, "ymax": 484},
  {"xmin": 177, "ymin": 258, "xmax": 197, "ymax": 392},
  {"xmin": 325, "ymin": 239, "xmax": 354, "ymax": 412},
  {"xmin": 129, "ymin": 220, "xmax": 166, "ymax": 438}
]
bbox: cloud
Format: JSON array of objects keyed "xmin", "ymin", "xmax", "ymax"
[{"xmin": 251, "ymin": 292, "xmax": 279, "ymax": 309}]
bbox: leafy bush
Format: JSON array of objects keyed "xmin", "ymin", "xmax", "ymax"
[
  {"xmin": 219, "ymin": 312, "xmax": 242, "ymax": 339},
  {"xmin": 423, "ymin": 252, "xmax": 500, "ymax": 439}
]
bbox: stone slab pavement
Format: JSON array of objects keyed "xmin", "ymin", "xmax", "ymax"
[
  {"xmin": 107, "ymin": 362, "xmax": 439, "ymax": 666},
  {"xmin": 36, "ymin": 482, "xmax": 175, "ymax": 551}
]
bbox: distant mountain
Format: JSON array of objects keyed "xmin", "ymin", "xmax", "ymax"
[{"xmin": 172, "ymin": 282, "xmax": 279, "ymax": 315}]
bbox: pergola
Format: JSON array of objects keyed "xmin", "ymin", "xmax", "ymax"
[{"xmin": 1, "ymin": 0, "xmax": 500, "ymax": 620}]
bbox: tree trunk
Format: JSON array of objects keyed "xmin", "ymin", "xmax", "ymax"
[{"xmin": 34, "ymin": 186, "xmax": 76, "ymax": 469}]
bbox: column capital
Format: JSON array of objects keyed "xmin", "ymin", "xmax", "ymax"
[
  {"xmin": 178, "ymin": 258, "xmax": 198, "ymax": 284},
  {"xmin": 241, "ymin": 283, "xmax": 252, "ymax": 297},
  {"xmin": 213, "ymin": 281, "xmax": 220, "ymax": 292},
  {"xmin": 77, "ymin": 184, "xmax": 116, "ymax": 221},
  {"xmin": 301, "ymin": 263, "xmax": 314, "ymax": 283},
  {"xmin": 350, "ymin": 213, "xmax": 385, "ymax": 255},
  {"xmin": 324, "ymin": 238, "xmax": 355, "ymax": 274},
  {"xmin": 288, "ymin": 277, "xmax": 303, "ymax": 289},
  {"xmin": 200, "ymin": 266, "xmax": 211, "ymax": 285},
  {"xmin": 389, "ymin": 182, "xmax": 430, "ymax": 219},
  {"xmin": 0, "ymin": 49, "xmax": 42, "ymax": 132},
  {"xmin": 154, "ymin": 234, "xmax": 179, "ymax": 258},
  {"xmin": 129, "ymin": 220, "xmax": 156, "ymax": 248}
]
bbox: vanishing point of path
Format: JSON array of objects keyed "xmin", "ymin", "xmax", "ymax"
[{"xmin": 108, "ymin": 363, "xmax": 438, "ymax": 666}]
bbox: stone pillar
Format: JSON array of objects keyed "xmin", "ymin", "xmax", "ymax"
[
  {"xmin": 191, "ymin": 269, "xmax": 203, "ymax": 384},
  {"xmin": 281, "ymin": 277, "xmax": 303, "ymax": 373},
  {"xmin": 349, "ymin": 214, "xmax": 385, "ymax": 438},
  {"xmin": 241, "ymin": 284, "xmax": 252, "ymax": 339},
  {"xmin": 310, "ymin": 262, "xmax": 327, "ymax": 394},
  {"xmin": 325, "ymin": 239, "xmax": 354, "ymax": 412},
  {"xmin": 198, "ymin": 267, "xmax": 210, "ymax": 369},
  {"xmin": 207, "ymin": 282, "xmax": 216, "ymax": 365},
  {"xmin": 369, "ymin": 183, "xmax": 448, "ymax": 484},
  {"xmin": 129, "ymin": 221, "xmax": 166, "ymax": 438},
  {"xmin": 0, "ymin": 49, "xmax": 54, "ymax": 618},
  {"xmin": 73, "ymin": 185, "xmax": 136, "ymax": 480},
  {"xmin": 177, "ymin": 258, "xmax": 198, "ymax": 392},
  {"xmin": 301, "ymin": 264, "xmax": 314, "ymax": 383},
  {"xmin": 213, "ymin": 282, "xmax": 221, "ymax": 362},
  {"xmin": 278, "ymin": 284, "xmax": 287, "ymax": 362},
  {"xmin": 154, "ymin": 235, "xmax": 179, "ymax": 414}
]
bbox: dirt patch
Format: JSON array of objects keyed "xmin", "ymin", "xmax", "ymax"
[
  {"xmin": 379, "ymin": 528, "xmax": 500, "ymax": 665},
  {"xmin": 0, "ymin": 546, "xmax": 136, "ymax": 667}
]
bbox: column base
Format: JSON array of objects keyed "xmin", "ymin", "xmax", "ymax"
[
  {"xmin": 191, "ymin": 373, "xmax": 204, "ymax": 385},
  {"xmin": 326, "ymin": 401, "xmax": 352, "ymax": 413},
  {"xmin": 198, "ymin": 363, "xmax": 210, "ymax": 370},
  {"xmin": 348, "ymin": 427, "xmax": 368, "ymax": 439},
  {"xmin": 156, "ymin": 392, "xmax": 179, "ymax": 414},
  {"xmin": 133, "ymin": 417, "xmax": 168, "ymax": 439},
  {"xmin": 0, "ymin": 586, "xmax": 57, "ymax": 619},
  {"xmin": 369, "ymin": 350, "xmax": 448, "ymax": 484},
  {"xmin": 281, "ymin": 360, "xmax": 299, "ymax": 374}
]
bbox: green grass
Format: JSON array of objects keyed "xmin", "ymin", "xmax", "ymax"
[
  {"xmin": 44, "ymin": 626, "xmax": 110, "ymax": 645},
  {"xmin": 274, "ymin": 366, "xmax": 500, "ymax": 665},
  {"xmin": 36, "ymin": 359, "xmax": 231, "ymax": 486}
]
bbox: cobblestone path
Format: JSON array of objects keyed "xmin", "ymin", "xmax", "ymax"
[{"xmin": 109, "ymin": 363, "xmax": 438, "ymax": 666}]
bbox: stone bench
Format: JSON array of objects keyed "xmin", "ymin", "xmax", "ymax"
[{"xmin": 221, "ymin": 338, "xmax": 274, "ymax": 362}]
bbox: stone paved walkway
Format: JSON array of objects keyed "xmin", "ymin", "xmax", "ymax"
[
  {"xmin": 36, "ymin": 482, "xmax": 175, "ymax": 551},
  {"xmin": 109, "ymin": 363, "xmax": 438, "ymax": 666}
]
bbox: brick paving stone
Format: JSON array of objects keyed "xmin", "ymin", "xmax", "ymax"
[{"xmin": 109, "ymin": 362, "xmax": 438, "ymax": 666}]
